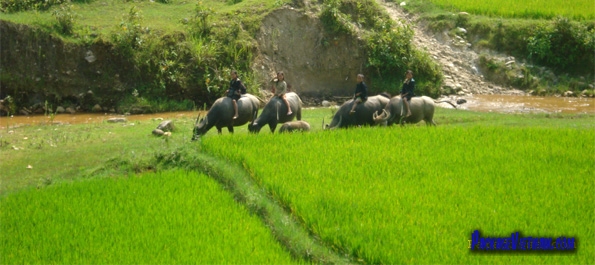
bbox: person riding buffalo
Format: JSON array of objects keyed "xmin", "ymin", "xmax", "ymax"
[
  {"xmin": 271, "ymin": 71, "xmax": 292, "ymax": 116},
  {"xmin": 350, "ymin": 74, "xmax": 368, "ymax": 114},
  {"xmin": 225, "ymin": 70, "xmax": 247, "ymax": 119},
  {"xmin": 400, "ymin": 70, "xmax": 415, "ymax": 117}
]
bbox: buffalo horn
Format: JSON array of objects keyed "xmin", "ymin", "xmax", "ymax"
[
  {"xmin": 195, "ymin": 114, "xmax": 201, "ymax": 125},
  {"xmin": 381, "ymin": 109, "xmax": 389, "ymax": 121}
]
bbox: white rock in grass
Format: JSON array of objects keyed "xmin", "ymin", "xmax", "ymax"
[
  {"xmin": 400, "ymin": 1, "xmax": 406, "ymax": 6},
  {"xmin": 27, "ymin": 165, "xmax": 32, "ymax": 169}
]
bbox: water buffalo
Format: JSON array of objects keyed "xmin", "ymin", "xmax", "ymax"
[
  {"xmin": 192, "ymin": 94, "xmax": 260, "ymax": 140},
  {"xmin": 325, "ymin": 94, "xmax": 390, "ymax": 129},
  {"xmin": 279, "ymin": 120, "xmax": 311, "ymax": 133},
  {"xmin": 372, "ymin": 96, "xmax": 456, "ymax": 126},
  {"xmin": 248, "ymin": 92, "xmax": 302, "ymax": 133}
]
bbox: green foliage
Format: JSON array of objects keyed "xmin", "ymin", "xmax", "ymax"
[
  {"xmin": 1, "ymin": 0, "xmax": 64, "ymax": 13},
  {"xmin": 52, "ymin": 2, "xmax": 77, "ymax": 35},
  {"xmin": 365, "ymin": 22, "xmax": 412, "ymax": 73},
  {"xmin": 110, "ymin": 6, "xmax": 145, "ymax": 56},
  {"xmin": 527, "ymin": 17, "xmax": 595, "ymax": 72},
  {"xmin": 0, "ymin": 0, "xmax": 92, "ymax": 12},
  {"xmin": 364, "ymin": 23, "xmax": 442, "ymax": 96},
  {"xmin": 192, "ymin": 1, "xmax": 214, "ymax": 37},
  {"xmin": 320, "ymin": 0, "xmax": 354, "ymax": 35}
]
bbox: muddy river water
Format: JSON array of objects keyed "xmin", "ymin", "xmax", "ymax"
[
  {"xmin": 454, "ymin": 94, "xmax": 595, "ymax": 114},
  {"xmin": 0, "ymin": 95, "xmax": 593, "ymax": 129}
]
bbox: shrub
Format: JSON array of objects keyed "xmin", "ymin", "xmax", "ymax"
[
  {"xmin": 527, "ymin": 17, "xmax": 595, "ymax": 73},
  {"xmin": 191, "ymin": 1, "xmax": 214, "ymax": 37},
  {"xmin": 52, "ymin": 3, "xmax": 77, "ymax": 35},
  {"xmin": 110, "ymin": 6, "xmax": 145, "ymax": 56},
  {"xmin": 320, "ymin": 0, "xmax": 354, "ymax": 35}
]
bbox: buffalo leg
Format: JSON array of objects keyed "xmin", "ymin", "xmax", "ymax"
[{"xmin": 228, "ymin": 126, "xmax": 234, "ymax": 133}]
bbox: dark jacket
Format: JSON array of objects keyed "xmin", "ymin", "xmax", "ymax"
[
  {"xmin": 227, "ymin": 78, "xmax": 246, "ymax": 100},
  {"xmin": 400, "ymin": 78, "xmax": 415, "ymax": 100},
  {"xmin": 354, "ymin": 82, "xmax": 368, "ymax": 101}
]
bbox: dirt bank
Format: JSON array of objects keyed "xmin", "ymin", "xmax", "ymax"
[{"xmin": 252, "ymin": 8, "xmax": 367, "ymax": 97}]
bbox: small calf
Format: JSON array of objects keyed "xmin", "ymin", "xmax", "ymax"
[{"xmin": 278, "ymin": 121, "xmax": 311, "ymax": 133}]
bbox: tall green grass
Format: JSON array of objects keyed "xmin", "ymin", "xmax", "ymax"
[
  {"xmin": 0, "ymin": 169, "xmax": 296, "ymax": 264},
  {"xmin": 427, "ymin": 0, "xmax": 595, "ymax": 20},
  {"xmin": 201, "ymin": 126, "xmax": 595, "ymax": 264}
]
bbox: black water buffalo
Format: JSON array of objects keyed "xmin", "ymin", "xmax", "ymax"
[
  {"xmin": 373, "ymin": 96, "xmax": 456, "ymax": 126},
  {"xmin": 279, "ymin": 120, "xmax": 311, "ymax": 133},
  {"xmin": 325, "ymin": 94, "xmax": 390, "ymax": 129},
  {"xmin": 192, "ymin": 94, "xmax": 260, "ymax": 140},
  {"xmin": 248, "ymin": 92, "xmax": 302, "ymax": 133}
]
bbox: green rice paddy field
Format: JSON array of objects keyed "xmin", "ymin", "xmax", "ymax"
[
  {"xmin": 201, "ymin": 125, "xmax": 594, "ymax": 264},
  {"xmin": 1, "ymin": 108, "xmax": 594, "ymax": 264},
  {"xmin": 0, "ymin": 170, "xmax": 296, "ymax": 264},
  {"xmin": 425, "ymin": 0, "xmax": 595, "ymax": 19}
]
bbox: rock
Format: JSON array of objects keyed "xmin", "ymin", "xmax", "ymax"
[
  {"xmin": 156, "ymin": 120, "xmax": 175, "ymax": 132},
  {"xmin": 85, "ymin": 51, "xmax": 96, "ymax": 63},
  {"xmin": 32, "ymin": 106, "xmax": 44, "ymax": 114},
  {"xmin": 456, "ymin": 98, "xmax": 467, "ymax": 105},
  {"xmin": 442, "ymin": 83, "xmax": 456, "ymax": 95},
  {"xmin": 92, "ymin": 104, "xmax": 102, "ymax": 112},
  {"xmin": 321, "ymin": 100, "xmax": 331, "ymax": 107},
  {"xmin": 107, "ymin": 117, "xmax": 127, "ymax": 123},
  {"xmin": 56, "ymin": 106, "xmax": 65, "ymax": 113},
  {"xmin": 456, "ymin": 27, "xmax": 467, "ymax": 34},
  {"xmin": 563, "ymin": 91, "xmax": 574, "ymax": 97},
  {"xmin": 19, "ymin": 108, "xmax": 30, "ymax": 115},
  {"xmin": 399, "ymin": 2, "xmax": 406, "ymax": 6},
  {"xmin": 455, "ymin": 84, "xmax": 463, "ymax": 91},
  {"xmin": 152, "ymin": 129, "xmax": 164, "ymax": 136}
]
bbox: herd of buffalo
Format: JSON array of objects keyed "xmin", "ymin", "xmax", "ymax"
[{"xmin": 191, "ymin": 92, "xmax": 456, "ymax": 140}]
